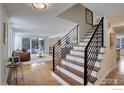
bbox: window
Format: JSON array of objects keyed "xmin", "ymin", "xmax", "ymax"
[
  {"xmin": 116, "ymin": 38, "xmax": 120, "ymax": 48},
  {"xmin": 121, "ymin": 38, "xmax": 124, "ymax": 48},
  {"xmin": 116, "ymin": 38, "xmax": 124, "ymax": 49},
  {"xmin": 22, "ymin": 37, "xmax": 30, "ymax": 51},
  {"xmin": 31, "ymin": 38, "xmax": 45, "ymax": 54},
  {"xmin": 21, "ymin": 37, "xmax": 45, "ymax": 54}
]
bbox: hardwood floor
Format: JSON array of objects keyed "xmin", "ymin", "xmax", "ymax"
[
  {"xmin": 8, "ymin": 61, "xmax": 61, "ymax": 85},
  {"xmin": 8, "ymin": 56, "xmax": 124, "ymax": 85},
  {"xmin": 104, "ymin": 56, "xmax": 124, "ymax": 85}
]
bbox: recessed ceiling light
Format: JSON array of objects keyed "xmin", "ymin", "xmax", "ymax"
[{"xmin": 32, "ymin": 3, "xmax": 46, "ymax": 10}]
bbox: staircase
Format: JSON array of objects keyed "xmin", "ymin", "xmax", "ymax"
[{"xmin": 51, "ymin": 17, "xmax": 104, "ymax": 85}]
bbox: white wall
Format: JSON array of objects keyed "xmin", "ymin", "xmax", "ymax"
[
  {"xmin": 95, "ymin": 17, "xmax": 117, "ymax": 84},
  {"xmin": 58, "ymin": 4, "xmax": 91, "ymax": 41},
  {"xmin": 93, "ymin": 12, "xmax": 101, "ymax": 25},
  {"xmin": 0, "ymin": 4, "xmax": 8, "ymax": 85},
  {"xmin": 110, "ymin": 15, "xmax": 124, "ymax": 28},
  {"xmin": 13, "ymin": 34, "xmax": 22, "ymax": 50},
  {"xmin": 0, "ymin": 6, "xmax": 1, "ymax": 84},
  {"xmin": 8, "ymin": 23, "xmax": 13, "ymax": 57},
  {"xmin": 49, "ymin": 37, "xmax": 60, "ymax": 47}
]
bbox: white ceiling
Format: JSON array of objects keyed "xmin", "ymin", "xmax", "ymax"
[
  {"xmin": 114, "ymin": 26, "xmax": 124, "ymax": 34},
  {"xmin": 4, "ymin": 3, "xmax": 76, "ymax": 37},
  {"xmin": 5, "ymin": 3, "xmax": 124, "ymax": 37},
  {"xmin": 83, "ymin": 3, "xmax": 124, "ymax": 17}
]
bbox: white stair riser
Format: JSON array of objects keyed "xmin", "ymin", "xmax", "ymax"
[
  {"xmin": 83, "ymin": 39, "xmax": 90, "ymax": 42},
  {"xmin": 79, "ymin": 42, "xmax": 87, "ymax": 46},
  {"xmin": 90, "ymin": 28, "xmax": 102, "ymax": 30},
  {"xmin": 88, "ymin": 82, "xmax": 93, "ymax": 85},
  {"xmin": 66, "ymin": 55, "xmax": 100, "ymax": 67},
  {"xmin": 73, "ymin": 46, "xmax": 85, "ymax": 51},
  {"xmin": 88, "ymin": 30, "xmax": 102, "ymax": 33},
  {"xmin": 86, "ymin": 33, "xmax": 93, "ymax": 36},
  {"xmin": 86, "ymin": 33, "xmax": 102, "ymax": 36},
  {"xmin": 62, "ymin": 60, "xmax": 97, "ymax": 77},
  {"xmin": 66, "ymin": 55, "xmax": 84, "ymax": 63},
  {"xmin": 85, "ymin": 35, "xmax": 92, "ymax": 38},
  {"xmin": 98, "ymin": 54, "xmax": 103, "ymax": 59},
  {"xmin": 89, "ymin": 29, "xmax": 95, "ymax": 32},
  {"xmin": 56, "ymin": 66, "xmax": 84, "ymax": 84},
  {"xmin": 100, "ymin": 48, "xmax": 105, "ymax": 53},
  {"xmin": 62, "ymin": 60, "xmax": 84, "ymax": 72},
  {"xmin": 95, "ymin": 62, "xmax": 100, "ymax": 67},
  {"xmin": 91, "ymin": 71, "xmax": 96, "ymax": 77},
  {"xmin": 70, "ymin": 50, "xmax": 103, "ymax": 59},
  {"xmin": 51, "ymin": 72, "xmax": 69, "ymax": 85},
  {"xmin": 70, "ymin": 50, "xmax": 84, "ymax": 57}
]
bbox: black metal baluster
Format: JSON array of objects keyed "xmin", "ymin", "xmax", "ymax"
[
  {"xmin": 52, "ymin": 25, "xmax": 79, "ymax": 71},
  {"xmin": 77, "ymin": 25, "xmax": 78, "ymax": 44},
  {"xmin": 102, "ymin": 18, "xmax": 104, "ymax": 47},
  {"xmin": 84, "ymin": 17, "xmax": 104, "ymax": 85},
  {"xmin": 84, "ymin": 48, "xmax": 88, "ymax": 85},
  {"xmin": 53, "ymin": 46, "xmax": 55, "ymax": 71}
]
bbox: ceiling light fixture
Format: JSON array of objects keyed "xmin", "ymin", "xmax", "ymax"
[{"xmin": 32, "ymin": 3, "xmax": 46, "ymax": 10}]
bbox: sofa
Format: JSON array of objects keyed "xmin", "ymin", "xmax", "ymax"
[{"xmin": 12, "ymin": 51, "xmax": 30, "ymax": 62}]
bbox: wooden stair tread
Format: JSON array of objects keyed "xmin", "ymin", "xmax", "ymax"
[
  {"xmin": 64, "ymin": 59, "xmax": 100, "ymax": 72},
  {"xmin": 58, "ymin": 63, "xmax": 97, "ymax": 84},
  {"xmin": 89, "ymin": 76, "xmax": 97, "ymax": 84},
  {"xmin": 53, "ymin": 69, "xmax": 82, "ymax": 85}
]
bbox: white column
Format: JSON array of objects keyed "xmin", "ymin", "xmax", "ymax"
[
  {"xmin": 30, "ymin": 36, "xmax": 32, "ymax": 56},
  {"xmin": 8, "ymin": 23, "xmax": 13, "ymax": 57},
  {"xmin": 0, "ymin": 14, "xmax": 2, "ymax": 84},
  {"xmin": 44, "ymin": 36, "xmax": 49, "ymax": 53}
]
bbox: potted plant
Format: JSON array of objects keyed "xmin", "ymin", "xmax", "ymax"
[{"xmin": 7, "ymin": 57, "xmax": 13, "ymax": 64}]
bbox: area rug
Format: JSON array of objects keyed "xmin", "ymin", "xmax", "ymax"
[{"xmin": 22, "ymin": 54, "xmax": 52, "ymax": 64}]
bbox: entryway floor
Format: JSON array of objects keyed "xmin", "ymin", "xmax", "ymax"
[
  {"xmin": 8, "ymin": 57, "xmax": 124, "ymax": 85},
  {"xmin": 8, "ymin": 61, "xmax": 60, "ymax": 85},
  {"xmin": 104, "ymin": 56, "xmax": 124, "ymax": 85}
]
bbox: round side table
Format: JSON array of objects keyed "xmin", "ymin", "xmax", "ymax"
[{"xmin": 7, "ymin": 63, "xmax": 24, "ymax": 85}]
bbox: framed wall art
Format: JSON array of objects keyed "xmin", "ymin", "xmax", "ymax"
[
  {"xmin": 85, "ymin": 8, "xmax": 93, "ymax": 25},
  {"xmin": 110, "ymin": 33, "xmax": 115, "ymax": 49},
  {"xmin": 3, "ymin": 22, "xmax": 8, "ymax": 44}
]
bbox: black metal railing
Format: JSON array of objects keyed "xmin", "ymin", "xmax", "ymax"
[
  {"xmin": 53, "ymin": 25, "xmax": 79, "ymax": 70},
  {"xmin": 84, "ymin": 17, "xmax": 104, "ymax": 85}
]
